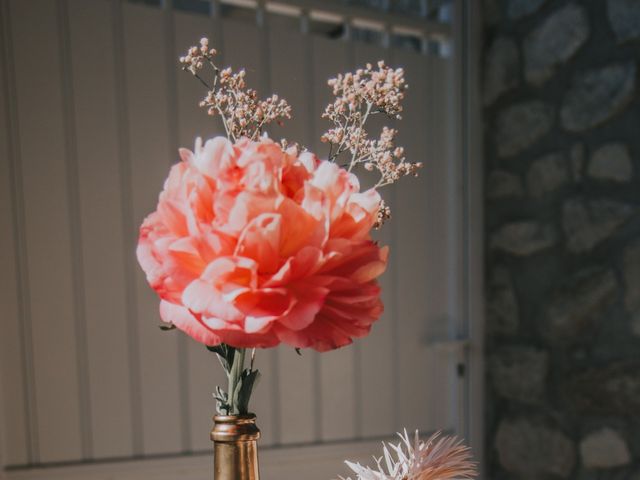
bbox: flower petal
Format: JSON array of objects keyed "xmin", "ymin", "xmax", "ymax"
[
  {"xmin": 159, "ymin": 300, "xmax": 221, "ymax": 345},
  {"xmin": 277, "ymin": 285, "xmax": 328, "ymax": 331},
  {"xmin": 235, "ymin": 213, "xmax": 281, "ymax": 274},
  {"xmin": 182, "ymin": 273, "xmax": 245, "ymax": 322},
  {"xmin": 193, "ymin": 136, "xmax": 234, "ymax": 179}
]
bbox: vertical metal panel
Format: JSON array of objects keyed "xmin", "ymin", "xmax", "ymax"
[
  {"xmin": 112, "ymin": 0, "xmax": 144, "ymax": 458},
  {"xmin": 172, "ymin": 10, "xmax": 226, "ymax": 453},
  {"xmin": 57, "ymin": 0, "xmax": 93, "ymax": 460},
  {"xmin": 435, "ymin": 53, "xmax": 462, "ymax": 432},
  {"xmin": 393, "ymin": 46, "xmax": 451, "ymax": 433},
  {"xmin": 457, "ymin": 0, "xmax": 485, "ymax": 465},
  {"xmin": 427, "ymin": 53, "xmax": 458, "ymax": 431},
  {"xmin": 9, "ymin": 0, "xmax": 83, "ymax": 462},
  {"xmin": 221, "ymin": 18, "xmax": 277, "ymax": 446},
  {"xmin": 66, "ymin": 0, "xmax": 134, "ymax": 459},
  {"xmin": 162, "ymin": 3, "xmax": 193, "ymax": 456},
  {"xmin": 0, "ymin": 0, "xmax": 29, "ymax": 465},
  {"xmin": 351, "ymin": 43, "xmax": 397, "ymax": 439},
  {"xmin": 311, "ymin": 35, "xmax": 357, "ymax": 442},
  {"xmin": 122, "ymin": 2, "xmax": 183, "ymax": 455},
  {"xmin": 268, "ymin": 26, "xmax": 316, "ymax": 445}
]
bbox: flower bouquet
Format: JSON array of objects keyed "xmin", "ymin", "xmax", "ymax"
[{"xmin": 136, "ymin": 37, "xmax": 475, "ymax": 480}]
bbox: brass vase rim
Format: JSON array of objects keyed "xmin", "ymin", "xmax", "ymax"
[
  {"xmin": 211, "ymin": 413, "xmax": 261, "ymax": 443},
  {"xmin": 213, "ymin": 413, "xmax": 257, "ymax": 423}
]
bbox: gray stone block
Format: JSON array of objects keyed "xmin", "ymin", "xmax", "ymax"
[
  {"xmin": 562, "ymin": 197, "xmax": 634, "ymax": 252},
  {"xmin": 496, "ymin": 101, "xmax": 555, "ymax": 157},
  {"xmin": 588, "ymin": 143, "xmax": 633, "ymax": 182},
  {"xmin": 487, "ymin": 170, "xmax": 524, "ymax": 199},
  {"xmin": 542, "ymin": 268, "xmax": 617, "ymax": 344},
  {"xmin": 507, "ymin": 0, "xmax": 547, "ymax": 19},
  {"xmin": 561, "ymin": 62, "xmax": 636, "ymax": 132},
  {"xmin": 491, "ymin": 220, "xmax": 557, "ymax": 255},
  {"xmin": 487, "ymin": 267, "xmax": 519, "ymax": 335},
  {"xmin": 524, "ymin": 4, "xmax": 589, "ymax": 85},
  {"xmin": 608, "ymin": 0, "xmax": 640, "ymax": 42},
  {"xmin": 580, "ymin": 428, "xmax": 630, "ymax": 469},
  {"xmin": 566, "ymin": 361, "xmax": 640, "ymax": 415},
  {"xmin": 489, "ymin": 346, "xmax": 548, "ymax": 402},
  {"xmin": 526, "ymin": 152, "xmax": 568, "ymax": 198},
  {"xmin": 495, "ymin": 418, "xmax": 575, "ymax": 478}
]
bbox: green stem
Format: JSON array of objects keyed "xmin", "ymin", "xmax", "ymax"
[
  {"xmin": 227, "ymin": 348, "xmax": 246, "ymax": 414},
  {"xmin": 208, "ymin": 344, "xmax": 260, "ymax": 415}
]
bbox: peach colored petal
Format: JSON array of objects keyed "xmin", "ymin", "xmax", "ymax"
[
  {"xmin": 298, "ymin": 151, "xmax": 317, "ymax": 173},
  {"xmin": 178, "ymin": 147, "xmax": 193, "ymax": 164},
  {"xmin": 235, "ymin": 213, "xmax": 281, "ymax": 274},
  {"xmin": 332, "ymin": 188, "xmax": 382, "ymax": 239},
  {"xmin": 300, "ymin": 183, "xmax": 327, "ymax": 220},
  {"xmin": 136, "ymin": 226, "xmax": 163, "ymax": 284},
  {"xmin": 310, "ymin": 161, "xmax": 353, "ymax": 221},
  {"xmin": 264, "ymin": 246, "xmax": 323, "ymax": 287},
  {"xmin": 350, "ymin": 258, "xmax": 388, "ymax": 283},
  {"xmin": 168, "ymin": 237, "xmax": 206, "ymax": 277},
  {"xmin": 243, "ymin": 159, "xmax": 277, "ymax": 194},
  {"xmin": 277, "ymin": 197, "xmax": 324, "ymax": 256},
  {"xmin": 281, "ymin": 154, "xmax": 314, "ymax": 197},
  {"xmin": 193, "ymin": 136, "xmax": 234, "ymax": 179},
  {"xmin": 186, "ymin": 179, "xmax": 215, "ymax": 234},
  {"xmin": 226, "ymin": 192, "xmax": 278, "ymax": 234},
  {"xmin": 200, "ymin": 256, "xmax": 258, "ymax": 291},
  {"xmin": 216, "ymin": 327, "xmax": 280, "ymax": 348},
  {"xmin": 182, "ymin": 278, "xmax": 244, "ymax": 322},
  {"xmin": 201, "ymin": 316, "xmax": 229, "ymax": 330},
  {"xmin": 233, "ymin": 288, "xmax": 294, "ymax": 332},
  {"xmin": 198, "ymin": 229, "xmax": 236, "ymax": 261},
  {"xmin": 276, "ymin": 285, "xmax": 328, "ymax": 331},
  {"xmin": 159, "ymin": 300, "xmax": 221, "ymax": 345},
  {"xmin": 157, "ymin": 199, "xmax": 188, "ymax": 237}
]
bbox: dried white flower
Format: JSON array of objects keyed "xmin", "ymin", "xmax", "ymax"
[
  {"xmin": 321, "ymin": 61, "xmax": 423, "ymax": 224},
  {"xmin": 180, "ymin": 38, "xmax": 291, "ymax": 141},
  {"xmin": 339, "ymin": 430, "xmax": 477, "ymax": 480},
  {"xmin": 374, "ymin": 199, "xmax": 391, "ymax": 229}
]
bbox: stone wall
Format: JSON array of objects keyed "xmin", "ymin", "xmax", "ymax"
[{"xmin": 483, "ymin": 0, "xmax": 640, "ymax": 478}]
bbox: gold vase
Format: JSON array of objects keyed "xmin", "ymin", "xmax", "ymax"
[{"xmin": 211, "ymin": 414, "xmax": 261, "ymax": 480}]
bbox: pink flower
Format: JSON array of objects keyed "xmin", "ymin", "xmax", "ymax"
[{"xmin": 137, "ymin": 136, "xmax": 388, "ymax": 351}]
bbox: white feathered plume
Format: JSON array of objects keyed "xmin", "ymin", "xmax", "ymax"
[{"xmin": 339, "ymin": 430, "xmax": 477, "ymax": 480}]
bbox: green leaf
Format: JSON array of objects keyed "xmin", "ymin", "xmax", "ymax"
[
  {"xmin": 230, "ymin": 377, "xmax": 244, "ymax": 415},
  {"xmin": 237, "ymin": 369, "xmax": 260, "ymax": 414},
  {"xmin": 206, "ymin": 345, "xmax": 223, "ymax": 355},
  {"xmin": 295, "ymin": 348, "xmax": 302, "ymax": 356},
  {"xmin": 226, "ymin": 346, "xmax": 237, "ymax": 371},
  {"xmin": 159, "ymin": 324, "xmax": 176, "ymax": 331},
  {"xmin": 214, "ymin": 386, "xmax": 227, "ymax": 401},
  {"xmin": 217, "ymin": 355, "xmax": 231, "ymax": 373},
  {"xmin": 207, "ymin": 344, "xmax": 236, "ymax": 373},
  {"xmin": 214, "ymin": 386, "xmax": 230, "ymax": 415}
]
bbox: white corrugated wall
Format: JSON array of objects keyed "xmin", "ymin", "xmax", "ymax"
[{"xmin": 0, "ymin": 1, "xmax": 476, "ymax": 478}]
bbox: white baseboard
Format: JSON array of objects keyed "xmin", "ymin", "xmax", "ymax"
[{"xmin": 2, "ymin": 439, "xmax": 384, "ymax": 480}]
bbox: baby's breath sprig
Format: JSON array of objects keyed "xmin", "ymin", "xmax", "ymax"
[
  {"xmin": 179, "ymin": 39, "xmax": 422, "ymax": 228},
  {"xmin": 180, "ymin": 38, "xmax": 291, "ymax": 141},
  {"xmin": 321, "ymin": 61, "xmax": 423, "ymax": 190}
]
